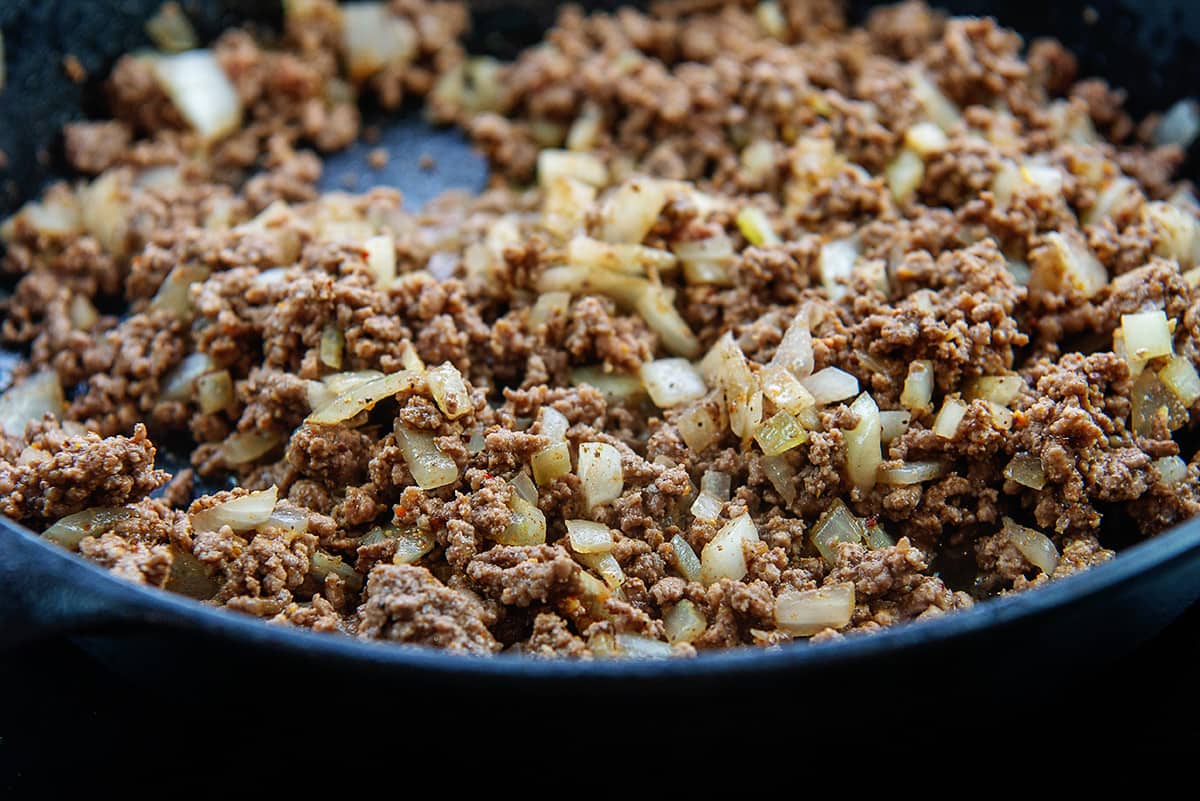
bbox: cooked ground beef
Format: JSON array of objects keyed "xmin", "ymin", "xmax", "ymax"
[{"xmin": 2, "ymin": 0, "xmax": 1198, "ymax": 657}]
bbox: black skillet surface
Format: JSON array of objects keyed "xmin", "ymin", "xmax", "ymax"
[{"xmin": 2, "ymin": 0, "xmax": 1200, "ymax": 700}]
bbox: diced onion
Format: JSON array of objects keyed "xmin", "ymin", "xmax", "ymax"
[
  {"xmin": 532, "ymin": 441, "xmax": 572, "ymax": 486},
  {"xmin": 150, "ymin": 50, "xmax": 242, "ymax": 143},
  {"xmin": 529, "ymin": 291, "xmax": 572, "ymax": 329},
  {"xmin": 1121, "ymin": 311, "xmax": 1174, "ymax": 366},
  {"xmin": 190, "ymin": 486, "xmax": 278, "ymax": 534},
  {"xmin": 635, "ymin": 286, "xmax": 702, "ymax": 359},
  {"xmin": 810, "ymin": 499, "xmax": 864, "ymax": 564},
  {"xmin": 1131, "ymin": 369, "xmax": 1189, "ymax": 437},
  {"xmin": 1002, "ymin": 517, "xmax": 1059, "ymax": 575},
  {"xmin": 775, "ymin": 582, "xmax": 855, "ymax": 636},
  {"xmin": 577, "ymin": 550, "xmax": 625, "ymax": 589},
  {"xmin": 567, "ymin": 236, "xmax": 676, "ymax": 276},
  {"xmin": 690, "ymin": 492, "xmax": 724, "ymax": 521},
  {"xmin": 426, "ymin": 362, "xmax": 472, "ymax": 420},
  {"xmin": 1153, "ymin": 99, "xmax": 1200, "ymax": 149},
  {"xmin": 566, "ymin": 519, "xmax": 614, "ymax": 554},
  {"xmin": 80, "ymin": 171, "xmax": 129, "ymax": 256},
  {"xmin": 674, "ymin": 232, "xmax": 735, "ymax": 286},
  {"xmin": 1004, "ymin": 454, "xmax": 1047, "ymax": 490},
  {"xmin": 900, "ymin": 360, "xmax": 934, "ymax": 412},
  {"xmin": 904, "ymin": 122, "xmax": 948, "ymax": 156},
  {"xmin": 879, "ymin": 410, "xmax": 911, "ymax": 443},
  {"xmin": 538, "ymin": 149, "xmax": 608, "ymax": 188},
  {"xmin": 393, "ymin": 529, "xmax": 437, "ymax": 565},
  {"xmin": 886, "ymin": 149, "xmax": 925, "ymax": 203},
  {"xmin": 600, "ymin": 178, "xmax": 667, "ymax": 244},
  {"xmin": 844, "ymin": 393, "xmax": 881, "ymax": 490},
  {"xmin": 196, "ymin": 370, "xmax": 234, "ymax": 415},
  {"xmin": 308, "ymin": 370, "xmax": 417, "ymax": 424},
  {"xmin": 675, "ymin": 397, "xmax": 725, "ymax": 452},
  {"xmin": 769, "ymin": 306, "xmax": 815, "ymax": 378},
  {"xmin": 363, "ymin": 234, "xmax": 396, "ymax": 285},
  {"xmin": 964, "ymin": 375, "xmax": 1024, "ymax": 406},
  {"xmin": 641, "ymin": 358, "xmax": 707, "ymax": 408},
  {"xmin": 1160, "ymin": 356, "xmax": 1200, "ymax": 406},
  {"xmin": 819, "ymin": 238, "xmax": 858, "ymax": 299},
  {"xmin": 341, "ymin": 2, "xmax": 418, "ymax": 82},
  {"xmin": 864, "ymin": 523, "xmax": 894, "ymax": 550},
  {"xmin": 539, "ymin": 407, "xmax": 569, "ymax": 443},
  {"xmin": 306, "ymin": 380, "xmax": 335, "ymax": 413},
  {"xmin": 217, "ymin": 430, "xmax": 283, "ymax": 465},
  {"xmin": 161, "ymin": 352, "xmax": 215, "ymax": 402},
  {"xmin": 736, "ymin": 207, "xmax": 781, "ymax": 246},
  {"xmin": 932, "ymin": 397, "xmax": 967, "ymax": 439},
  {"xmin": 671, "ymin": 534, "xmax": 703, "ymax": 583},
  {"xmin": 498, "ymin": 492, "xmax": 547, "ymax": 546},
  {"xmin": 569, "ymin": 367, "xmax": 645, "ymax": 400},
  {"xmin": 1153, "ymin": 455, "xmax": 1188, "ymax": 485},
  {"xmin": 165, "ymin": 550, "xmax": 219, "ymax": 600},
  {"xmin": 395, "ymin": 425, "xmax": 459, "ymax": 490},
  {"xmin": 320, "ymin": 325, "xmax": 344, "ymax": 370},
  {"xmin": 1143, "ymin": 201, "xmax": 1199, "ymax": 267},
  {"xmin": 1030, "ymin": 232, "xmax": 1108, "ymax": 300},
  {"xmin": 69, "ymin": 295, "xmax": 99, "ymax": 330},
  {"xmin": 877, "ymin": 460, "xmax": 947, "ymax": 485},
  {"xmin": 759, "ymin": 365, "xmax": 816, "ymax": 415},
  {"xmin": 542, "ymin": 177, "xmax": 596, "ymax": 240},
  {"xmin": 310, "ymin": 551, "xmax": 363, "ymax": 592},
  {"xmin": 910, "ymin": 68, "xmax": 961, "ymax": 130},
  {"xmin": 699, "ymin": 514, "xmax": 759, "ymax": 585},
  {"xmin": 42, "ymin": 507, "xmax": 134, "ymax": 549},
  {"xmin": 399, "ymin": 343, "xmax": 425, "ymax": 375},
  {"xmin": 985, "ymin": 400, "xmax": 1014, "ymax": 430},
  {"xmin": 754, "ymin": 410, "xmax": 808, "ymax": 456},
  {"xmin": 150, "ymin": 264, "xmax": 210, "ymax": 318},
  {"xmin": 663, "ymin": 599, "xmax": 707, "ymax": 644},
  {"xmin": 577, "ymin": 442, "xmax": 624, "ymax": 510},
  {"xmin": 0, "ymin": 371, "xmax": 65, "ymax": 437},
  {"xmin": 146, "ymin": 2, "xmax": 198, "ymax": 53},
  {"xmin": 1084, "ymin": 176, "xmax": 1141, "ymax": 226},
  {"xmin": 511, "ymin": 471, "xmax": 538, "ymax": 504},
  {"xmin": 761, "ymin": 454, "xmax": 797, "ymax": 505},
  {"xmin": 262, "ymin": 503, "xmax": 310, "ymax": 534},
  {"xmin": 566, "ymin": 102, "xmax": 603, "ymax": 152},
  {"xmin": 614, "ymin": 633, "xmax": 672, "ymax": 658},
  {"xmin": 700, "ymin": 470, "xmax": 731, "ymax": 500},
  {"xmin": 802, "ymin": 366, "xmax": 859, "ymax": 405}
]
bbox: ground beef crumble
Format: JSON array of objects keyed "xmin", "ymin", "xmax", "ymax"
[{"xmin": 2, "ymin": 0, "xmax": 1198, "ymax": 659}]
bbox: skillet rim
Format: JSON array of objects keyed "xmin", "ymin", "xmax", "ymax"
[{"xmin": 4, "ymin": 510, "xmax": 1199, "ymax": 679}]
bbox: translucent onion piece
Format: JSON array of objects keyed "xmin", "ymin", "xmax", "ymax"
[
  {"xmin": 699, "ymin": 514, "xmax": 759, "ymax": 585},
  {"xmin": 310, "ymin": 551, "xmax": 363, "ymax": 593},
  {"xmin": 964, "ymin": 375, "xmax": 1024, "ymax": 406},
  {"xmin": 754, "ymin": 410, "xmax": 809, "ymax": 456},
  {"xmin": 196, "ymin": 370, "xmax": 234, "ymax": 415},
  {"xmin": 810, "ymin": 499, "xmax": 864, "ymax": 565},
  {"xmin": 1153, "ymin": 99, "xmax": 1200, "ymax": 149},
  {"xmin": 1031, "ymin": 232, "xmax": 1108, "ymax": 300},
  {"xmin": 879, "ymin": 409, "xmax": 911, "ymax": 443},
  {"xmin": 165, "ymin": 549, "xmax": 219, "ymax": 600},
  {"xmin": 496, "ymin": 491, "xmax": 547, "ymax": 546},
  {"xmin": 864, "ymin": 524, "xmax": 894, "ymax": 550},
  {"xmin": 1123, "ymin": 310, "xmax": 1175, "ymax": 367},
  {"xmin": 675, "ymin": 398, "xmax": 724, "ymax": 452},
  {"xmin": 640, "ymin": 358, "xmax": 707, "ymax": 408},
  {"xmin": 769, "ymin": 306, "xmax": 814, "ymax": 378},
  {"xmin": 933, "ymin": 397, "xmax": 967, "ymax": 439},
  {"xmin": 305, "ymin": 381, "xmax": 335, "ymax": 413},
  {"xmin": 577, "ymin": 442, "xmax": 624, "ymax": 510},
  {"xmin": 190, "ymin": 486, "xmax": 278, "ymax": 534},
  {"xmin": 1143, "ymin": 201, "xmax": 1199, "ymax": 267},
  {"xmin": 80, "ymin": 170, "xmax": 129, "ymax": 256},
  {"xmin": 1131, "ymin": 369, "xmax": 1190, "ymax": 437},
  {"xmin": 759, "ymin": 365, "xmax": 816, "ymax": 415},
  {"xmin": 567, "ymin": 236, "xmax": 675, "ymax": 276},
  {"xmin": 342, "ymin": 2, "xmax": 418, "ymax": 81},
  {"xmin": 577, "ymin": 550, "xmax": 625, "ymax": 589},
  {"xmin": 802, "ymin": 366, "xmax": 859, "ymax": 405},
  {"xmin": 819, "ymin": 238, "xmax": 858, "ymax": 299},
  {"xmin": 775, "ymin": 582, "xmax": 855, "ymax": 636},
  {"xmin": 1002, "ymin": 517, "xmax": 1059, "ymax": 575},
  {"xmin": 761, "ymin": 454, "xmax": 797, "ymax": 505},
  {"xmin": 886, "ymin": 148, "xmax": 924, "ymax": 203},
  {"xmin": 532, "ymin": 441, "xmax": 571, "ymax": 485},
  {"xmin": 614, "ymin": 633, "xmax": 672, "ymax": 658},
  {"xmin": 910, "ymin": 68, "xmax": 961, "ymax": 130},
  {"xmin": 363, "ymin": 234, "xmax": 396, "ymax": 285},
  {"xmin": 690, "ymin": 491, "xmax": 724, "ymax": 521},
  {"xmin": 635, "ymin": 285, "xmax": 702, "ymax": 359},
  {"xmin": 217, "ymin": 430, "xmax": 283, "ymax": 466},
  {"xmin": 393, "ymin": 529, "xmax": 437, "ymax": 565},
  {"xmin": 904, "ymin": 122, "xmax": 948, "ymax": 156},
  {"xmin": 320, "ymin": 325, "xmax": 344, "ymax": 369},
  {"xmin": 1004, "ymin": 454, "xmax": 1047, "ymax": 490},
  {"xmin": 700, "ymin": 470, "xmax": 731, "ymax": 501},
  {"xmin": 146, "ymin": 2, "xmax": 199, "ymax": 52},
  {"xmin": 600, "ymin": 178, "xmax": 667, "ymax": 244},
  {"xmin": 877, "ymin": 460, "xmax": 947, "ymax": 485},
  {"xmin": 150, "ymin": 264, "xmax": 210, "ymax": 318},
  {"xmin": 150, "ymin": 50, "xmax": 242, "ymax": 142},
  {"xmin": 399, "ymin": 343, "xmax": 425, "ymax": 375},
  {"xmin": 542, "ymin": 177, "xmax": 595, "ymax": 240},
  {"xmin": 308, "ymin": 370, "xmax": 416, "ymax": 424},
  {"xmin": 537, "ymin": 149, "xmax": 608, "ymax": 188},
  {"xmin": 900, "ymin": 360, "xmax": 934, "ymax": 411},
  {"xmin": 426, "ymin": 362, "xmax": 472, "ymax": 420},
  {"xmin": 740, "ymin": 139, "xmax": 777, "ymax": 185},
  {"xmin": 663, "ymin": 599, "xmax": 707, "ymax": 644},
  {"xmin": 161, "ymin": 352, "xmax": 215, "ymax": 402},
  {"xmin": 42, "ymin": 507, "xmax": 134, "ymax": 550},
  {"xmin": 529, "ymin": 291, "xmax": 572, "ymax": 329},
  {"xmin": 1084, "ymin": 176, "xmax": 1140, "ymax": 226},
  {"xmin": 0, "ymin": 370, "xmax": 65, "ymax": 437},
  {"xmin": 262, "ymin": 503, "xmax": 309, "ymax": 534},
  {"xmin": 756, "ymin": 0, "xmax": 787, "ymax": 37},
  {"xmin": 539, "ymin": 407, "xmax": 569, "ymax": 442},
  {"xmin": 671, "ymin": 534, "xmax": 703, "ymax": 583},
  {"xmin": 736, "ymin": 207, "xmax": 781, "ymax": 246},
  {"xmin": 569, "ymin": 367, "xmax": 645, "ymax": 401},
  {"xmin": 566, "ymin": 102, "xmax": 603, "ymax": 151},
  {"xmin": 394, "ymin": 425, "xmax": 459, "ymax": 490},
  {"xmin": 1153, "ymin": 455, "xmax": 1188, "ymax": 485},
  {"xmin": 844, "ymin": 393, "xmax": 882, "ymax": 490},
  {"xmin": 566, "ymin": 519, "xmax": 614, "ymax": 554},
  {"xmin": 985, "ymin": 400, "xmax": 1014, "ymax": 430},
  {"xmin": 1160, "ymin": 355, "xmax": 1200, "ymax": 406},
  {"xmin": 703, "ymin": 332, "xmax": 762, "ymax": 438}
]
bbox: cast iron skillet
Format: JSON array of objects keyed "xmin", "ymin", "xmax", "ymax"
[{"xmin": 1, "ymin": 0, "xmax": 1200, "ymax": 697}]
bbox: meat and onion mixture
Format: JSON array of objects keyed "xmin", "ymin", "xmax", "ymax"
[{"xmin": 3, "ymin": 0, "xmax": 1200, "ymax": 657}]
